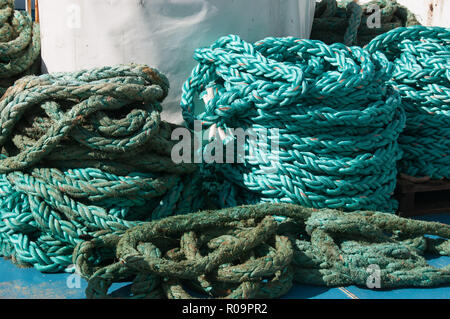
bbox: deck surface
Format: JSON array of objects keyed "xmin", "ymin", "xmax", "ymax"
[{"xmin": 0, "ymin": 214, "xmax": 449, "ymax": 299}]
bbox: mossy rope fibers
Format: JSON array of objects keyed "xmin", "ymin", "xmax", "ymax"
[
  {"xmin": 311, "ymin": 0, "xmax": 420, "ymax": 47},
  {"xmin": 0, "ymin": 0, "xmax": 40, "ymax": 96},
  {"xmin": 75, "ymin": 203, "xmax": 450, "ymax": 299},
  {"xmin": 0, "ymin": 64, "xmax": 204, "ymax": 272}
]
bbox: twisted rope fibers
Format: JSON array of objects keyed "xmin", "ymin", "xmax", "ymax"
[
  {"xmin": 0, "ymin": 64, "xmax": 203, "ymax": 272},
  {"xmin": 311, "ymin": 0, "xmax": 420, "ymax": 46},
  {"xmin": 181, "ymin": 34, "xmax": 405, "ymax": 212},
  {"xmin": 74, "ymin": 203, "xmax": 450, "ymax": 299},
  {"xmin": 0, "ymin": 0, "xmax": 40, "ymax": 96},
  {"xmin": 366, "ymin": 26, "xmax": 450, "ymax": 179}
]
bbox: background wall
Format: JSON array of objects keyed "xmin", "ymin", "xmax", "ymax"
[
  {"xmin": 397, "ymin": 0, "xmax": 449, "ymax": 27},
  {"xmin": 37, "ymin": 0, "xmax": 316, "ymax": 124}
]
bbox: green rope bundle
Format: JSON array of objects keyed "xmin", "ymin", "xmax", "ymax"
[
  {"xmin": 181, "ymin": 35, "xmax": 405, "ymax": 212},
  {"xmin": 311, "ymin": 0, "xmax": 419, "ymax": 46},
  {"xmin": 73, "ymin": 203, "xmax": 450, "ymax": 299},
  {"xmin": 0, "ymin": 0, "xmax": 40, "ymax": 96},
  {"xmin": 366, "ymin": 26, "xmax": 450, "ymax": 179},
  {"xmin": 0, "ymin": 64, "xmax": 203, "ymax": 272}
]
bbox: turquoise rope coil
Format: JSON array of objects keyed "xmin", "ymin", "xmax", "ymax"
[
  {"xmin": 181, "ymin": 35, "xmax": 406, "ymax": 212},
  {"xmin": 366, "ymin": 26, "xmax": 450, "ymax": 179},
  {"xmin": 0, "ymin": 64, "xmax": 203, "ymax": 272}
]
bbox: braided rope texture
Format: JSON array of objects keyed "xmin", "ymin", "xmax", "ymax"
[
  {"xmin": 366, "ymin": 26, "xmax": 450, "ymax": 179},
  {"xmin": 0, "ymin": 64, "xmax": 203, "ymax": 272},
  {"xmin": 0, "ymin": 0, "xmax": 40, "ymax": 96},
  {"xmin": 311, "ymin": 0, "xmax": 420, "ymax": 47},
  {"xmin": 74, "ymin": 203, "xmax": 450, "ymax": 299},
  {"xmin": 181, "ymin": 34, "xmax": 405, "ymax": 212}
]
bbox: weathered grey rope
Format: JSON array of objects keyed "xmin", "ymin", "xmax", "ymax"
[{"xmin": 74, "ymin": 203, "xmax": 450, "ymax": 299}]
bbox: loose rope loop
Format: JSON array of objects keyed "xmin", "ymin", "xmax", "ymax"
[
  {"xmin": 74, "ymin": 203, "xmax": 450, "ymax": 299},
  {"xmin": 181, "ymin": 35, "xmax": 405, "ymax": 212}
]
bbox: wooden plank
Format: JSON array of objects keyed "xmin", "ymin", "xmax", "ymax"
[
  {"xmin": 35, "ymin": 0, "xmax": 39, "ymax": 22},
  {"xmin": 26, "ymin": 0, "xmax": 32, "ymax": 16},
  {"xmin": 397, "ymin": 177, "xmax": 450, "ymax": 193},
  {"xmin": 396, "ymin": 174, "xmax": 450, "ymax": 217}
]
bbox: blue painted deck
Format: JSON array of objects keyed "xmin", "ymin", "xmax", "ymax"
[{"xmin": 0, "ymin": 214, "xmax": 449, "ymax": 299}]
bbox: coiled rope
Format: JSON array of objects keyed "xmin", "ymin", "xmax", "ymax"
[
  {"xmin": 311, "ymin": 0, "xmax": 419, "ymax": 47},
  {"xmin": 181, "ymin": 34, "xmax": 405, "ymax": 212},
  {"xmin": 0, "ymin": 64, "xmax": 203, "ymax": 272},
  {"xmin": 74, "ymin": 203, "xmax": 450, "ymax": 299},
  {"xmin": 0, "ymin": 0, "xmax": 40, "ymax": 96},
  {"xmin": 366, "ymin": 26, "xmax": 450, "ymax": 179}
]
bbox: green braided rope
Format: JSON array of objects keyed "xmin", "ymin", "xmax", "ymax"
[
  {"xmin": 366, "ymin": 26, "xmax": 450, "ymax": 179},
  {"xmin": 0, "ymin": 0, "xmax": 40, "ymax": 96},
  {"xmin": 73, "ymin": 203, "xmax": 450, "ymax": 299},
  {"xmin": 311, "ymin": 0, "xmax": 420, "ymax": 46},
  {"xmin": 181, "ymin": 34, "xmax": 405, "ymax": 212},
  {"xmin": 0, "ymin": 64, "xmax": 204, "ymax": 272}
]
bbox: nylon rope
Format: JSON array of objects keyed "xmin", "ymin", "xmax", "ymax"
[
  {"xmin": 0, "ymin": 64, "xmax": 203, "ymax": 272},
  {"xmin": 74, "ymin": 203, "xmax": 450, "ymax": 299},
  {"xmin": 366, "ymin": 26, "xmax": 450, "ymax": 179},
  {"xmin": 181, "ymin": 34, "xmax": 405, "ymax": 212},
  {"xmin": 0, "ymin": 1, "xmax": 447, "ymax": 301},
  {"xmin": 0, "ymin": 0, "xmax": 40, "ymax": 96}
]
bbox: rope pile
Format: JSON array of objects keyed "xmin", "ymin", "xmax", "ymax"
[
  {"xmin": 74, "ymin": 203, "xmax": 450, "ymax": 299},
  {"xmin": 311, "ymin": 0, "xmax": 419, "ymax": 46},
  {"xmin": 181, "ymin": 35, "xmax": 405, "ymax": 212},
  {"xmin": 0, "ymin": 0, "xmax": 40, "ymax": 96},
  {"xmin": 0, "ymin": 64, "xmax": 203, "ymax": 272},
  {"xmin": 366, "ymin": 26, "xmax": 450, "ymax": 179}
]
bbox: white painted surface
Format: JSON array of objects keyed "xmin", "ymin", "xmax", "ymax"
[
  {"xmin": 39, "ymin": 0, "xmax": 316, "ymax": 124},
  {"xmin": 397, "ymin": 0, "xmax": 450, "ymax": 27}
]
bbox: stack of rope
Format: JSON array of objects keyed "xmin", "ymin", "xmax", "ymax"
[
  {"xmin": 181, "ymin": 35, "xmax": 405, "ymax": 212},
  {"xmin": 0, "ymin": 0, "xmax": 40, "ymax": 96},
  {"xmin": 74, "ymin": 203, "xmax": 450, "ymax": 299},
  {"xmin": 0, "ymin": 64, "xmax": 203, "ymax": 272},
  {"xmin": 311, "ymin": 0, "xmax": 420, "ymax": 47},
  {"xmin": 366, "ymin": 26, "xmax": 450, "ymax": 179}
]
